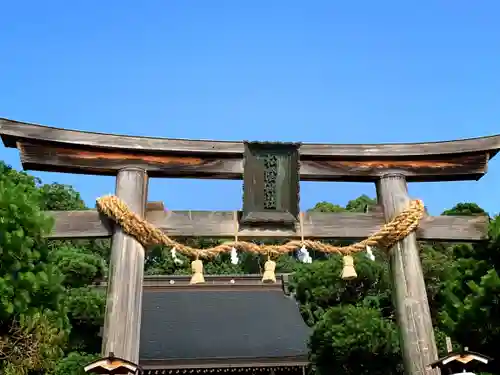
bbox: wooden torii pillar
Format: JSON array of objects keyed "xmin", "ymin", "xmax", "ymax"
[
  {"xmin": 101, "ymin": 167, "xmax": 148, "ymax": 363},
  {"xmin": 377, "ymin": 174, "xmax": 438, "ymax": 375},
  {"xmin": 1, "ymin": 117, "xmax": 499, "ymax": 375}
]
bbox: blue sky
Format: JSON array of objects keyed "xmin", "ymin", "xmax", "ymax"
[{"xmin": 1, "ymin": 1, "xmax": 499, "ymax": 215}]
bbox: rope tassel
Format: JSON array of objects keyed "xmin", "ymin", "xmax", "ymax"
[
  {"xmin": 190, "ymin": 258, "xmax": 205, "ymax": 284},
  {"xmin": 262, "ymin": 257, "xmax": 276, "ymax": 283},
  {"xmin": 341, "ymin": 255, "xmax": 357, "ymax": 280}
]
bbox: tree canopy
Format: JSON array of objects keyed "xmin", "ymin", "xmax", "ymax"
[{"xmin": 1, "ymin": 160, "xmax": 499, "ymax": 375}]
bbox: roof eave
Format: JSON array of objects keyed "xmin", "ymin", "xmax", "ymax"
[{"xmin": 140, "ymin": 355, "xmax": 309, "ymax": 370}]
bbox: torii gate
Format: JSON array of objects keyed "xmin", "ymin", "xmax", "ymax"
[{"xmin": 1, "ymin": 117, "xmax": 499, "ymax": 375}]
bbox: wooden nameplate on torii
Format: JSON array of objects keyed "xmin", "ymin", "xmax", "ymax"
[{"xmin": 241, "ymin": 141, "xmax": 300, "ymax": 226}]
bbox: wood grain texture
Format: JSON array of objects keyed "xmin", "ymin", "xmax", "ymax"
[
  {"xmin": 45, "ymin": 208, "xmax": 489, "ymax": 241},
  {"xmin": 146, "ymin": 201, "xmax": 165, "ymax": 211},
  {"xmin": 101, "ymin": 168, "xmax": 148, "ymax": 364},
  {"xmin": 242, "ymin": 142, "xmax": 300, "ymax": 223},
  {"xmin": 376, "ymin": 175, "xmax": 440, "ymax": 375},
  {"xmin": 2, "ymin": 117, "xmax": 500, "ymax": 157},
  {"xmin": 17, "ymin": 141, "xmax": 490, "ymax": 182}
]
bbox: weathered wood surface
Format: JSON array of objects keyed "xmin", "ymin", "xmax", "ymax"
[
  {"xmin": 45, "ymin": 208, "xmax": 489, "ymax": 241},
  {"xmin": 15, "ymin": 141, "xmax": 491, "ymax": 181},
  {"xmin": 242, "ymin": 142, "xmax": 300, "ymax": 223},
  {"xmin": 146, "ymin": 201, "xmax": 165, "ymax": 211},
  {"xmin": 2, "ymin": 117, "xmax": 500, "ymax": 157},
  {"xmin": 376, "ymin": 174, "xmax": 439, "ymax": 375},
  {"xmin": 102, "ymin": 168, "xmax": 148, "ymax": 364}
]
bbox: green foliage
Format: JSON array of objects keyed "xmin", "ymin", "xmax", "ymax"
[
  {"xmin": 291, "ymin": 253, "xmax": 391, "ymax": 325},
  {"xmin": 310, "ymin": 306, "xmax": 401, "ymax": 375},
  {"xmin": 309, "ymin": 195, "xmax": 376, "ymax": 213},
  {"xmin": 39, "ymin": 183, "xmax": 86, "ymax": 211},
  {"xmin": 446, "ymin": 269, "xmax": 500, "ymax": 345},
  {"xmin": 419, "ymin": 244, "xmax": 457, "ymax": 323},
  {"xmin": 0, "ymin": 162, "xmax": 69, "ymax": 374},
  {"xmin": 64, "ymin": 287, "xmax": 105, "ymax": 352},
  {"xmin": 51, "ymin": 245, "xmax": 107, "ymax": 288},
  {"xmin": 345, "ymin": 194, "xmax": 377, "ymax": 212},
  {"xmin": 1, "ymin": 313, "xmax": 67, "ymax": 375},
  {"xmin": 37, "ymin": 180, "xmax": 107, "ymax": 356},
  {"xmin": 438, "ymin": 214, "xmax": 500, "ymax": 366},
  {"xmin": 309, "ymin": 201, "xmax": 346, "ymax": 212},
  {"xmin": 442, "ymin": 202, "xmax": 487, "ymax": 216},
  {"xmin": 52, "ymin": 352, "xmax": 100, "ymax": 375},
  {"xmin": 0, "ymin": 162, "xmax": 107, "ymax": 373}
]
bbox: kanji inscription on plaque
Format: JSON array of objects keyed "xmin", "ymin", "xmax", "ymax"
[{"xmin": 242, "ymin": 141, "xmax": 300, "ymax": 224}]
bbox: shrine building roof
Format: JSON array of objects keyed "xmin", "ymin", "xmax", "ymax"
[{"xmin": 138, "ymin": 274, "xmax": 311, "ymax": 372}]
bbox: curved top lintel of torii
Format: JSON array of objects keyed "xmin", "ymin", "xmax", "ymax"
[
  {"xmin": 2, "ymin": 117, "xmax": 500, "ymax": 158},
  {"xmin": 1, "ymin": 117, "xmax": 499, "ymax": 182}
]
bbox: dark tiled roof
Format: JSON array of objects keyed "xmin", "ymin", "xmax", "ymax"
[{"xmin": 139, "ymin": 275, "xmax": 310, "ymax": 365}]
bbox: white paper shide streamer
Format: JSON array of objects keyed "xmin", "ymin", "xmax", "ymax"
[
  {"xmin": 297, "ymin": 245, "xmax": 313, "ymax": 264},
  {"xmin": 230, "ymin": 247, "xmax": 239, "ymax": 265},
  {"xmin": 366, "ymin": 245, "xmax": 375, "ymax": 261},
  {"xmin": 170, "ymin": 247, "xmax": 184, "ymax": 265}
]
